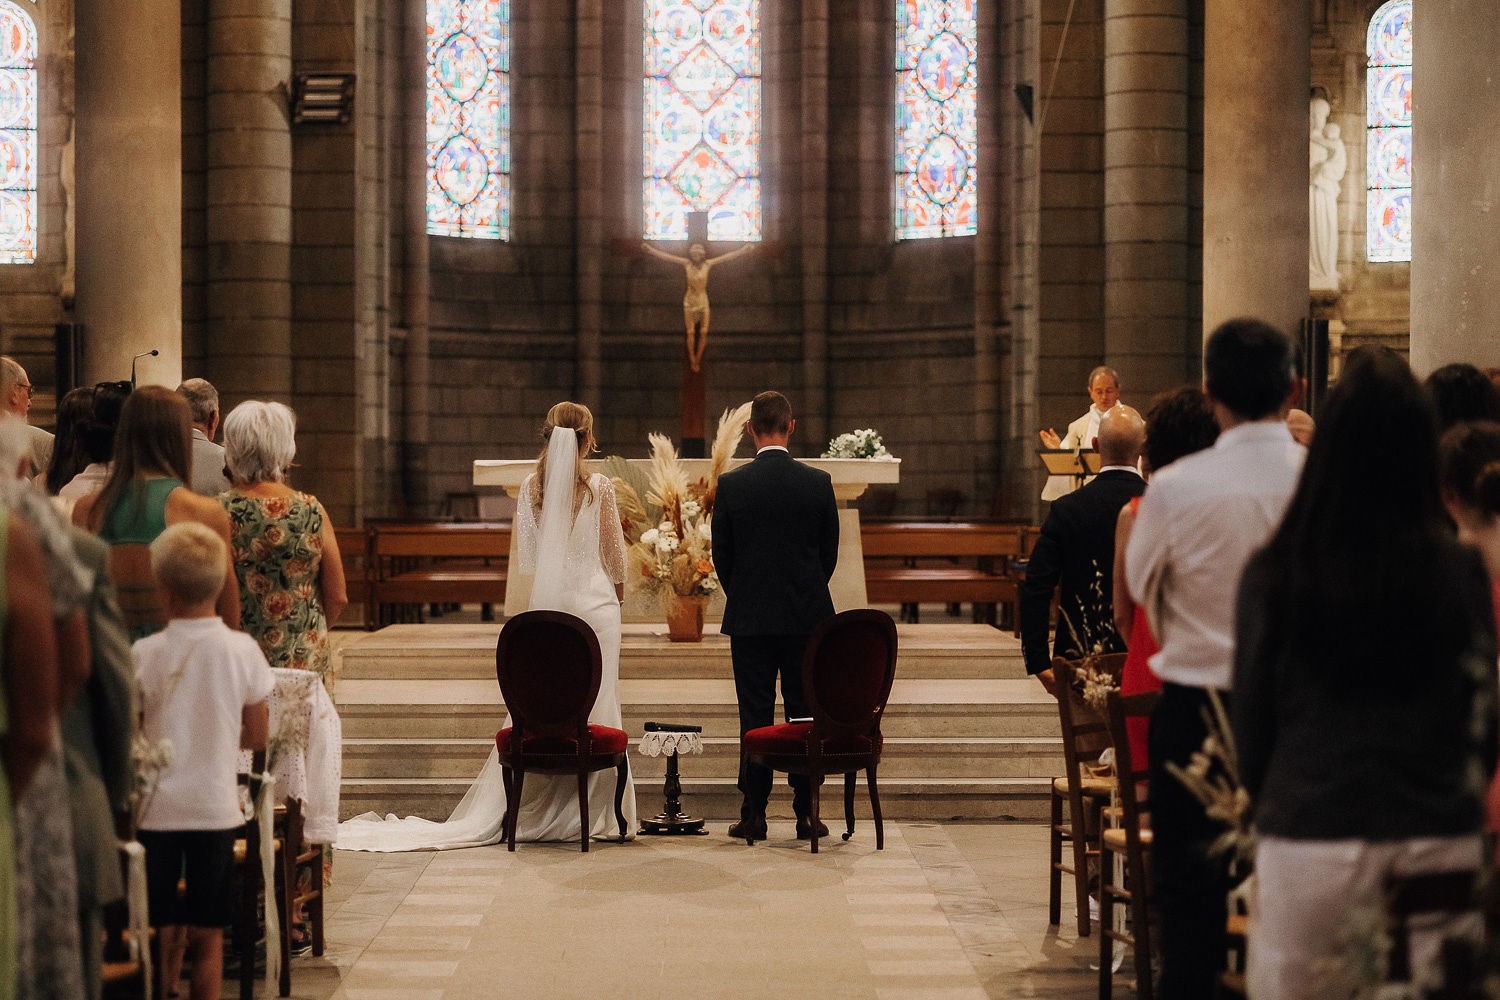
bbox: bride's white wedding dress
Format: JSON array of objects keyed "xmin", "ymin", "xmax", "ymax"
[{"xmin": 337, "ymin": 469, "xmax": 637, "ymax": 850}]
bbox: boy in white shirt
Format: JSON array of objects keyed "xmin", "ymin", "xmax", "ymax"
[{"xmin": 134, "ymin": 521, "xmax": 273, "ymax": 1000}]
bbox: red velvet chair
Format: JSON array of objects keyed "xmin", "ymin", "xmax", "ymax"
[
  {"xmin": 740, "ymin": 609, "xmax": 898, "ymax": 853},
  {"xmin": 494, "ymin": 610, "xmax": 630, "ymax": 852}
]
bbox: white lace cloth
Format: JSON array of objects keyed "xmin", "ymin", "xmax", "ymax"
[
  {"xmin": 238, "ymin": 668, "xmax": 343, "ymax": 843},
  {"xmin": 637, "ymin": 730, "xmax": 702, "ymax": 757}
]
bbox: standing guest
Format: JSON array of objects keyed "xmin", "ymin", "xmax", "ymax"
[
  {"xmin": 1020, "ymin": 405, "xmax": 1146, "ymax": 694},
  {"xmin": 1039, "ymin": 365, "xmax": 1123, "ymax": 501},
  {"xmin": 712, "ymin": 391, "xmax": 840, "ymax": 844},
  {"xmin": 41, "ymin": 388, "xmax": 94, "ymax": 496},
  {"xmin": 1425, "ymin": 361, "xmax": 1500, "ymax": 433},
  {"xmin": 134, "ymin": 522, "xmax": 272, "ymax": 1000},
  {"xmin": 220, "ymin": 401, "xmax": 347, "ymax": 676},
  {"xmin": 72, "ymin": 386, "xmax": 240, "ymax": 638},
  {"xmin": 0, "ymin": 357, "xmax": 51, "ymax": 478},
  {"xmin": 1235, "ymin": 348, "xmax": 1497, "ymax": 1000},
  {"xmin": 1112, "ymin": 386, "xmax": 1220, "ymax": 772},
  {"xmin": 1124, "ymin": 318, "xmax": 1305, "ymax": 998},
  {"xmin": 175, "ymin": 379, "xmax": 231, "ymax": 497},
  {"xmin": 55, "ymin": 382, "xmax": 130, "ymax": 517}
]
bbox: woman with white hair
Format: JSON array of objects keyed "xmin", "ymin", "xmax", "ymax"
[{"xmin": 220, "ymin": 401, "xmax": 347, "ymax": 678}]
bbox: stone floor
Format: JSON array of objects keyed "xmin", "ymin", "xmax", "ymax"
[{"xmin": 246, "ymin": 821, "xmax": 1125, "ymax": 1000}]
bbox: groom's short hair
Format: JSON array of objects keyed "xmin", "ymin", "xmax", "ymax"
[{"xmin": 749, "ymin": 391, "xmax": 793, "ymax": 437}]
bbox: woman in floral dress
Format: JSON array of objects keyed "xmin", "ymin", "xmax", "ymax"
[{"xmin": 220, "ymin": 402, "xmax": 347, "ymax": 678}]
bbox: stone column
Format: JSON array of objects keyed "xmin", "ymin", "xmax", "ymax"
[
  {"xmin": 800, "ymin": 0, "xmax": 830, "ymax": 448},
  {"xmin": 205, "ymin": 0, "xmax": 293, "ymax": 400},
  {"xmin": 972, "ymin": 0, "xmax": 1003, "ymax": 508},
  {"xmin": 403, "ymin": 0, "xmax": 432, "ymax": 513},
  {"xmin": 1410, "ymin": 1, "xmax": 1500, "ymax": 373},
  {"xmin": 575, "ymin": 0, "xmax": 603, "ymax": 403},
  {"xmin": 1104, "ymin": 0, "xmax": 1191, "ymax": 401},
  {"xmin": 1202, "ymin": 2, "xmax": 1309, "ymax": 339},
  {"xmin": 74, "ymin": 0, "xmax": 183, "ymax": 386}
]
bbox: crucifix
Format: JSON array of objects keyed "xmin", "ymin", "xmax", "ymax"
[{"xmin": 640, "ymin": 211, "xmax": 755, "ymax": 456}]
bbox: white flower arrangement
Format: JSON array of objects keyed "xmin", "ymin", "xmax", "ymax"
[
  {"xmin": 129, "ymin": 733, "xmax": 175, "ymax": 826},
  {"xmin": 822, "ymin": 428, "xmax": 896, "ymax": 460}
]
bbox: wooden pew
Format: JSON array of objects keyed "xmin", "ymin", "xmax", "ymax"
[
  {"xmin": 334, "ymin": 526, "xmax": 374, "ymax": 629},
  {"xmin": 861, "ymin": 521, "xmax": 1032, "ymax": 627},
  {"xmin": 369, "ymin": 522, "xmax": 511, "ymax": 627}
]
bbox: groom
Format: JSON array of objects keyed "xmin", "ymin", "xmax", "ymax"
[{"xmin": 712, "ymin": 391, "xmax": 841, "ymax": 842}]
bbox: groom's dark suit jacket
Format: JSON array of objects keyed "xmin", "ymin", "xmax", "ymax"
[
  {"xmin": 1020, "ymin": 467, "xmax": 1146, "ymax": 675},
  {"xmin": 713, "ymin": 449, "xmax": 840, "ymax": 636}
]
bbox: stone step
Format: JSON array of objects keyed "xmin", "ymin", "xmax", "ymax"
[
  {"xmin": 338, "ymin": 775, "xmax": 1053, "ymax": 826},
  {"xmin": 334, "ymin": 622, "xmax": 1028, "ymax": 682},
  {"xmin": 340, "ymin": 736, "xmax": 1064, "ymax": 781}
]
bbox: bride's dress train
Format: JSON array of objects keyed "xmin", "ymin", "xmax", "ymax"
[{"xmin": 338, "ymin": 470, "xmax": 636, "ymax": 851}]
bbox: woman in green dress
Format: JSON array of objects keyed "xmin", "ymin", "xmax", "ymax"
[{"xmin": 220, "ymin": 401, "xmax": 348, "ymax": 679}]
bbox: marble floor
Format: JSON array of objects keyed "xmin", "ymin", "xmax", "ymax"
[{"xmin": 247, "ymin": 821, "xmax": 1126, "ymax": 1000}]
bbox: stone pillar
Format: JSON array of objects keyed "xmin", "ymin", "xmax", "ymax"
[
  {"xmin": 972, "ymin": 0, "xmax": 1003, "ymax": 508},
  {"xmin": 575, "ymin": 0, "xmax": 603, "ymax": 403},
  {"xmin": 1410, "ymin": 1, "xmax": 1500, "ymax": 374},
  {"xmin": 74, "ymin": 0, "xmax": 183, "ymax": 386},
  {"xmin": 1104, "ymin": 0, "xmax": 1191, "ymax": 401},
  {"xmin": 1202, "ymin": 2, "xmax": 1309, "ymax": 339},
  {"xmin": 800, "ymin": 0, "xmax": 830, "ymax": 448},
  {"xmin": 205, "ymin": 0, "xmax": 293, "ymax": 399},
  {"xmin": 403, "ymin": 0, "xmax": 432, "ymax": 513}
]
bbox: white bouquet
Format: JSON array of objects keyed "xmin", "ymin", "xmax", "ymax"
[{"xmin": 822, "ymin": 428, "xmax": 895, "ymax": 460}]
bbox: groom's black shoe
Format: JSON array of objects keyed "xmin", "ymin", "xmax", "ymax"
[
  {"xmin": 795, "ymin": 816, "xmax": 829, "ymax": 840},
  {"xmin": 728, "ymin": 816, "xmax": 767, "ymax": 844}
]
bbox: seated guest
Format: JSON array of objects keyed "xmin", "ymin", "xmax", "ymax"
[
  {"xmin": 134, "ymin": 522, "xmax": 272, "ymax": 1000},
  {"xmin": 1112, "ymin": 387, "xmax": 1219, "ymax": 772},
  {"xmin": 1425, "ymin": 361, "xmax": 1500, "ymax": 432},
  {"xmin": 1021, "ymin": 404, "xmax": 1145, "ymax": 694},
  {"xmin": 1233, "ymin": 347, "xmax": 1497, "ymax": 1000},
  {"xmin": 175, "ymin": 378, "xmax": 232, "ymax": 497},
  {"xmin": 221, "ymin": 401, "xmax": 347, "ymax": 677},
  {"xmin": 55, "ymin": 380, "xmax": 131, "ymax": 517},
  {"xmin": 1039, "ymin": 365, "xmax": 1123, "ymax": 501},
  {"xmin": 73, "ymin": 386, "xmax": 240, "ymax": 638}
]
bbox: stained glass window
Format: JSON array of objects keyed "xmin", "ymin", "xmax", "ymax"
[
  {"xmin": 1366, "ymin": 0, "xmax": 1411, "ymax": 263},
  {"xmin": 427, "ymin": 0, "xmax": 509, "ymax": 240},
  {"xmin": 0, "ymin": 1, "xmax": 36, "ymax": 264},
  {"xmin": 643, "ymin": 0, "xmax": 761, "ymax": 242},
  {"xmin": 895, "ymin": 0, "xmax": 977, "ymax": 240}
]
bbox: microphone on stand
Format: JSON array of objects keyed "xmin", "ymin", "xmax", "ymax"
[{"xmin": 130, "ymin": 349, "xmax": 159, "ymax": 387}]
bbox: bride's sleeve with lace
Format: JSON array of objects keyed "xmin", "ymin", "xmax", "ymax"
[
  {"xmin": 516, "ymin": 475, "xmax": 540, "ymax": 574},
  {"xmin": 596, "ymin": 476, "xmax": 628, "ymax": 585}
]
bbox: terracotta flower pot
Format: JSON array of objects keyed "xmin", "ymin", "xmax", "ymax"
[{"xmin": 663, "ymin": 592, "xmax": 709, "ymax": 642}]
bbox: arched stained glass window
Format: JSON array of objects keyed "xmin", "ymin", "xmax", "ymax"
[
  {"xmin": 895, "ymin": 0, "xmax": 977, "ymax": 240},
  {"xmin": 427, "ymin": 0, "xmax": 509, "ymax": 241},
  {"xmin": 0, "ymin": 0, "xmax": 36, "ymax": 264},
  {"xmin": 1366, "ymin": 0, "xmax": 1411, "ymax": 263},
  {"xmin": 643, "ymin": 0, "xmax": 761, "ymax": 242}
]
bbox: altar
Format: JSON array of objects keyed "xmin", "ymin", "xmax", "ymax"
[{"xmin": 473, "ymin": 456, "xmax": 900, "ymax": 620}]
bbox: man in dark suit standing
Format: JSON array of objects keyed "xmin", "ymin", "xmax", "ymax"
[
  {"xmin": 712, "ymin": 391, "xmax": 840, "ymax": 843},
  {"xmin": 1020, "ymin": 404, "xmax": 1146, "ymax": 693}
]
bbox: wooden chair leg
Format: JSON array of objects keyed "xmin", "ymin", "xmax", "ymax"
[
  {"xmin": 309, "ymin": 860, "xmax": 325, "ymax": 956},
  {"xmin": 613, "ymin": 760, "xmax": 628, "ymax": 843},
  {"xmin": 576, "ymin": 766, "xmax": 590, "ymax": 853},
  {"xmin": 1130, "ymin": 854, "xmax": 1153, "ymax": 1000},
  {"xmin": 866, "ymin": 765, "xmax": 884, "ymax": 851},
  {"xmin": 809, "ymin": 774, "xmax": 822, "ymax": 854},
  {"xmin": 506, "ymin": 767, "xmax": 522, "ymax": 853},
  {"xmin": 1099, "ymin": 847, "xmax": 1115, "ymax": 1000},
  {"xmin": 1071, "ymin": 796, "xmax": 1093, "ymax": 938},
  {"xmin": 277, "ymin": 843, "xmax": 293, "ymax": 996},
  {"xmin": 1049, "ymin": 787, "xmax": 1064, "ymax": 926},
  {"xmin": 842, "ymin": 772, "xmax": 856, "ymax": 841}
]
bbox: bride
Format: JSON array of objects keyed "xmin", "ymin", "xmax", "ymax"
[{"xmin": 338, "ymin": 402, "xmax": 637, "ymax": 849}]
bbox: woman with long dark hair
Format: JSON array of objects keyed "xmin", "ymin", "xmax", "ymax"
[{"xmin": 1233, "ymin": 347, "xmax": 1497, "ymax": 998}]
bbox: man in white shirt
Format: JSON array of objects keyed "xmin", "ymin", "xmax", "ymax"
[
  {"xmin": 1124, "ymin": 318, "xmax": 1305, "ymax": 999},
  {"xmin": 1039, "ymin": 365, "xmax": 1121, "ymax": 501},
  {"xmin": 1, "ymin": 355, "xmax": 52, "ymax": 477},
  {"xmin": 175, "ymin": 378, "xmax": 232, "ymax": 496}
]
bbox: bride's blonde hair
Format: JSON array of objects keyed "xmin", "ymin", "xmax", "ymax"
[{"xmin": 533, "ymin": 401, "xmax": 596, "ymax": 512}]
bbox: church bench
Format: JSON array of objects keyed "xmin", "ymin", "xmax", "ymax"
[
  {"xmin": 368, "ymin": 522, "xmax": 511, "ymax": 627},
  {"xmin": 860, "ymin": 521, "xmax": 1032, "ymax": 627},
  {"xmin": 335, "ymin": 526, "xmax": 375, "ymax": 629}
]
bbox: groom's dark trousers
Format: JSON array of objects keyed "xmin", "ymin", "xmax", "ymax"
[{"xmin": 731, "ymin": 634, "xmax": 814, "ymax": 816}]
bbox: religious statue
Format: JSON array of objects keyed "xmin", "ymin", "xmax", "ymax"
[
  {"xmin": 1309, "ymin": 97, "xmax": 1346, "ymax": 291},
  {"xmin": 641, "ymin": 241, "xmax": 755, "ymax": 372}
]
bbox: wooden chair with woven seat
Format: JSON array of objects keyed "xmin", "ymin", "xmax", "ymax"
[
  {"xmin": 494, "ymin": 610, "xmax": 630, "ymax": 853},
  {"xmin": 740, "ymin": 609, "xmax": 899, "ymax": 854},
  {"xmin": 1048, "ymin": 653, "xmax": 1126, "ymax": 937},
  {"xmin": 271, "ymin": 798, "xmax": 325, "ymax": 994},
  {"xmin": 1100, "ymin": 688, "xmax": 1159, "ymax": 1000}
]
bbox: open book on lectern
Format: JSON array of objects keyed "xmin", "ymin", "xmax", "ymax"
[{"xmin": 1037, "ymin": 448, "xmax": 1102, "ymax": 478}]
